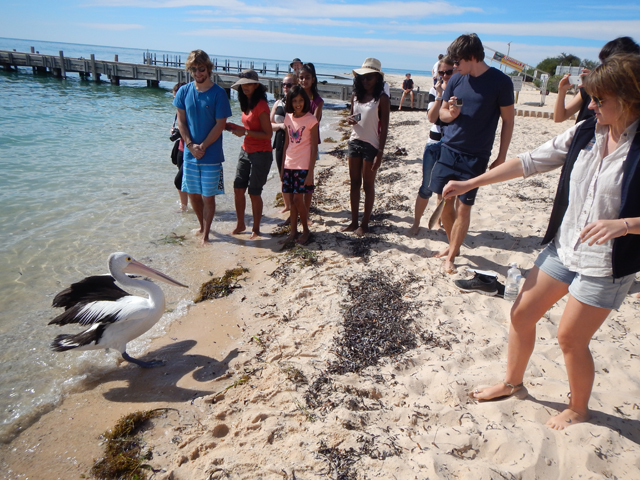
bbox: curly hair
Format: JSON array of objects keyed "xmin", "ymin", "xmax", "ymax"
[{"xmin": 185, "ymin": 50, "xmax": 213, "ymax": 72}]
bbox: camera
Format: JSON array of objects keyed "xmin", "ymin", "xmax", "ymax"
[
  {"xmin": 352, "ymin": 113, "xmax": 362, "ymax": 122},
  {"xmin": 169, "ymin": 128, "xmax": 182, "ymax": 142},
  {"xmin": 455, "ymin": 98, "xmax": 463, "ymax": 107}
]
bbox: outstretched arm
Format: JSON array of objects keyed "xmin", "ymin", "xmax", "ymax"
[{"xmin": 442, "ymin": 157, "xmax": 524, "ymax": 199}]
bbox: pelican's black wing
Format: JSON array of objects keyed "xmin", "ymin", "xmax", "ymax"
[{"xmin": 52, "ymin": 275, "xmax": 130, "ymax": 310}]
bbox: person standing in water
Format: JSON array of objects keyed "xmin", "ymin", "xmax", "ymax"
[{"xmin": 173, "ymin": 50, "xmax": 232, "ymax": 246}]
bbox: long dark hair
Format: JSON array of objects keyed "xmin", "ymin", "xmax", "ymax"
[
  {"xmin": 299, "ymin": 63, "xmax": 319, "ymax": 101},
  {"xmin": 353, "ymin": 72, "xmax": 385, "ymax": 102},
  {"xmin": 284, "ymin": 86, "xmax": 310, "ymax": 114},
  {"xmin": 237, "ymin": 83, "xmax": 268, "ymax": 114}
]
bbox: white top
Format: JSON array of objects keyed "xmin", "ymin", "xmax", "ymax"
[
  {"xmin": 518, "ymin": 119, "xmax": 638, "ymax": 277},
  {"xmin": 432, "ymin": 60, "xmax": 440, "ymax": 78},
  {"xmin": 350, "ymin": 97, "xmax": 381, "ymax": 149}
]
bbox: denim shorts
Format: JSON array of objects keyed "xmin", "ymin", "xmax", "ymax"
[
  {"xmin": 534, "ymin": 242, "xmax": 634, "ymax": 310},
  {"xmin": 418, "ymin": 141, "xmax": 441, "ymax": 199},
  {"xmin": 347, "ymin": 139, "xmax": 379, "ymax": 162},
  {"xmin": 428, "ymin": 144, "xmax": 489, "ymax": 205},
  {"xmin": 233, "ymin": 149, "xmax": 273, "ymax": 196},
  {"xmin": 182, "ymin": 162, "xmax": 224, "ymax": 197}
]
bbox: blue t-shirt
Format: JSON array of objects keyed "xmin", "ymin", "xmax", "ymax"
[
  {"xmin": 442, "ymin": 67, "xmax": 514, "ymax": 160},
  {"xmin": 173, "ymin": 82, "xmax": 232, "ymax": 164}
]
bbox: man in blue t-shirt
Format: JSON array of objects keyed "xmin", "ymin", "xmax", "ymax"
[
  {"xmin": 173, "ymin": 49, "xmax": 232, "ymax": 246},
  {"xmin": 429, "ymin": 33, "xmax": 515, "ymax": 273}
]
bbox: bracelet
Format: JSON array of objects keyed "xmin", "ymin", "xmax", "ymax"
[
  {"xmin": 186, "ymin": 141, "xmax": 193, "ymax": 148},
  {"xmin": 622, "ymin": 219, "xmax": 629, "ymax": 236},
  {"xmin": 435, "ymin": 96, "xmax": 443, "ymax": 101},
  {"xmin": 245, "ymin": 129, "xmax": 249, "ymax": 136}
]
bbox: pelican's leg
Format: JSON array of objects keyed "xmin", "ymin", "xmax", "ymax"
[{"xmin": 122, "ymin": 351, "xmax": 165, "ymax": 368}]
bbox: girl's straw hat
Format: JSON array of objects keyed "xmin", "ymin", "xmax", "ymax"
[
  {"xmin": 231, "ymin": 69, "xmax": 260, "ymax": 90},
  {"xmin": 353, "ymin": 58, "xmax": 384, "ymax": 76}
]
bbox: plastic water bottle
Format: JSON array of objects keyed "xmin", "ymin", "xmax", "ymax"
[{"xmin": 504, "ymin": 263, "xmax": 522, "ymax": 302}]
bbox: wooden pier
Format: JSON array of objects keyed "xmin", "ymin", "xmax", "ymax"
[{"xmin": 0, "ymin": 48, "xmax": 430, "ymax": 109}]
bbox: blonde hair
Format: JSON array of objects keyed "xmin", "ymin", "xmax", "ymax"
[
  {"xmin": 583, "ymin": 53, "xmax": 640, "ymax": 118},
  {"xmin": 185, "ymin": 49, "xmax": 213, "ymax": 72}
]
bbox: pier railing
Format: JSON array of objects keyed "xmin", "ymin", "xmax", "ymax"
[{"xmin": 0, "ymin": 48, "xmax": 431, "ymax": 108}]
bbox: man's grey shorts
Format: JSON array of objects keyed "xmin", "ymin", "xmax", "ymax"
[{"xmin": 534, "ymin": 242, "xmax": 634, "ymax": 310}]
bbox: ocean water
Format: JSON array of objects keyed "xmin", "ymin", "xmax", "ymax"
[{"xmin": 0, "ymin": 38, "xmax": 345, "ymax": 442}]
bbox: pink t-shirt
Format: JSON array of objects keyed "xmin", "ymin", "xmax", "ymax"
[{"xmin": 284, "ymin": 112, "xmax": 318, "ymax": 170}]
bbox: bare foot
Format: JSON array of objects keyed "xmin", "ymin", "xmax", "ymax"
[
  {"xmin": 278, "ymin": 217, "xmax": 291, "ymax": 227},
  {"xmin": 297, "ymin": 231, "xmax": 311, "ymax": 245},
  {"xmin": 546, "ymin": 409, "xmax": 590, "ymax": 430},
  {"xmin": 408, "ymin": 223, "xmax": 421, "ymax": 236},
  {"xmin": 231, "ymin": 224, "xmax": 246, "ymax": 235},
  {"xmin": 340, "ymin": 222, "xmax": 359, "ymax": 233},
  {"xmin": 249, "ymin": 230, "xmax": 261, "ymax": 240},
  {"xmin": 355, "ymin": 225, "xmax": 369, "ymax": 237},
  {"xmin": 279, "ymin": 231, "xmax": 297, "ymax": 244},
  {"xmin": 279, "ymin": 206, "xmax": 290, "ymax": 214},
  {"xmin": 191, "ymin": 228, "xmax": 204, "ymax": 236},
  {"xmin": 434, "ymin": 246, "xmax": 450, "ymax": 258},
  {"xmin": 470, "ymin": 382, "xmax": 525, "ymax": 402},
  {"xmin": 200, "ymin": 236, "xmax": 212, "ymax": 247},
  {"xmin": 443, "ymin": 259, "xmax": 456, "ymax": 274}
]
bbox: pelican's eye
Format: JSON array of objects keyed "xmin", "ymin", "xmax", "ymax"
[{"xmin": 126, "ymin": 257, "xmax": 132, "ymax": 262}]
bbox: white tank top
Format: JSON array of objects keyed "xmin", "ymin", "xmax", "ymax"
[{"xmin": 350, "ymin": 97, "xmax": 380, "ymax": 149}]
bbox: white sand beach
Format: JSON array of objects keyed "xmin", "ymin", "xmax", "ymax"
[{"xmin": 3, "ymin": 76, "xmax": 640, "ymax": 480}]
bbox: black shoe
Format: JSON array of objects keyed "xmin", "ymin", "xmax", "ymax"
[{"xmin": 454, "ymin": 272, "xmax": 498, "ymax": 296}]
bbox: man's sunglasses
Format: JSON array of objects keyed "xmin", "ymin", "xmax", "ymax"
[
  {"xmin": 189, "ymin": 66, "xmax": 207, "ymax": 73},
  {"xmin": 282, "ymin": 82, "xmax": 294, "ymax": 88}
]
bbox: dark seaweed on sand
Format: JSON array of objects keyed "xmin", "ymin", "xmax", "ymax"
[
  {"xmin": 348, "ymin": 235, "xmax": 379, "ymax": 259},
  {"xmin": 317, "ymin": 435, "xmax": 400, "ymax": 479},
  {"xmin": 380, "ymin": 194, "xmax": 410, "ymax": 212},
  {"xmin": 91, "ymin": 409, "xmax": 172, "ymax": 480},
  {"xmin": 194, "ymin": 267, "xmax": 248, "ymax": 303},
  {"xmin": 376, "ymin": 172, "xmax": 402, "ymax": 185},
  {"xmin": 327, "ymin": 270, "xmax": 421, "ymax": 375}
]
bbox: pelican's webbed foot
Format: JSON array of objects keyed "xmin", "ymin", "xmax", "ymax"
[{"xmin": 122, "ymin": 351, "xmax": 165, "ymax": 368}]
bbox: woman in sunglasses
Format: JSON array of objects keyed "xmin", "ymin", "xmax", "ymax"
[
  {"xmin": 409, "ymin": 56, "xmax": 455, "ymax": 235},
  {"xmin": 271, "ymin": 73, "xmax": 297, "ymax": 213},
  {"xmin": 443, "ymin": 54, "xmax": 640, "ymax": 430}
]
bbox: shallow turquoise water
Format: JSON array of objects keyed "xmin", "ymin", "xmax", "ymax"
[{"xmin": 0, "ymin": 38, "xmax": 344, "ymax": 442}]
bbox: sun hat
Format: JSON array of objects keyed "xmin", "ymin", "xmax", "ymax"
[
  {"xmin": 231, "ymin": 69, "xmax": 260, "ymax": 90},
  {"xmin": 290, "ymin": 58, "xmax": 303, "ymax": 68},
  {"xmin": 353, "ymin": 58, "xmax": 384, "ymax": 77}
]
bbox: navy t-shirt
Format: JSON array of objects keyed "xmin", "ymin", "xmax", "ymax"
[{"xmin": 442, "ymin": 67, "xmax": 514, "ymax": 160}]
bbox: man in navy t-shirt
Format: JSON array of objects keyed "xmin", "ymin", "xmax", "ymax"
[{"xmin": 429, "ymin": 33, "xmax": 515, "ymax": 273}]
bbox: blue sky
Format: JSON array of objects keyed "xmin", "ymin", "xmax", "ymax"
[{"xmin": 1, "ymin": 0, "xmax": 639, "ymax": 70}]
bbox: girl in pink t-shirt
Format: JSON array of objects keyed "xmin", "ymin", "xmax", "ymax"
[{"xmin": 281, "ymin": 86, "xmax": 318, "ymax": 245}]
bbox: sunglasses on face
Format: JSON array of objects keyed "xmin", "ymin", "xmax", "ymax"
[
  {"xmin": 282, "ymin": 82, "xmax": 294, "ymax": 88},
  {"xmin": 438, "ymin": 69, "xmax": 454, "ymax": 76},
  {"xmin": 189, "ymin": 66, "xmax": 207, "ymax": 73},
  {"xmin": 592, "ymin": 96, "xmax": 603, "ymax": 108}
]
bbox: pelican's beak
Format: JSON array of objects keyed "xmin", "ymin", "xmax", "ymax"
[{"xmin": 124, "ymin": 260, "xmax": 189, "ymax": 288}]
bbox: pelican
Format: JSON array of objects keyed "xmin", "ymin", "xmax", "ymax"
[{"xmin": 49, "ymin": 252, "xmax": 188, "ymax": 368}]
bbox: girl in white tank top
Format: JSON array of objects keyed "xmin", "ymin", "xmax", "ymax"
[{"xmin": 341, "ymin": 58, "xmax": 390, "ymax": 237}]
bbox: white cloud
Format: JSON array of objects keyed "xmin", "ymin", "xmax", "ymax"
[
  {"xmin": 87, "ymin": 0, "xmax": 483, "ymax": 19},
  {"xmin": 77, "ymin": 23, "xmax": 145, "ymax": 31}
]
